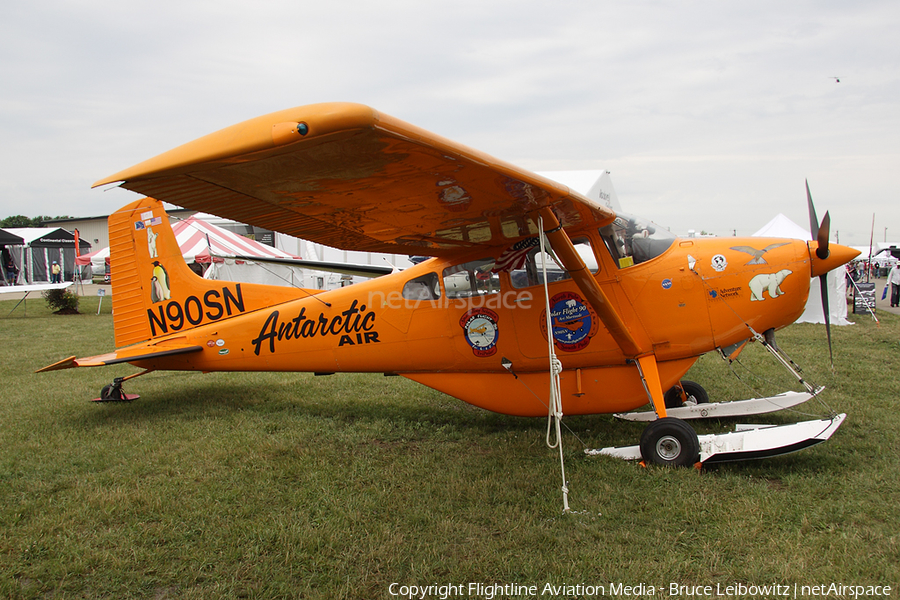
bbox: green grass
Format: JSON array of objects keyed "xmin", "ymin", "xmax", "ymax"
[{"xmin": 1, "ymin": 296, "xmax": 899, "ymax": 598}]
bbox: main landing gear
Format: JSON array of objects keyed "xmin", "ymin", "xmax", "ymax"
[
  {"xmin": 639, "ymin": 417, "xmax": 700, "ymax": 467},
  {"xmin": 631, "ymin": 357, "xmax": 701, "ymax": 467},
  {"xmin": 637, "ymin": 380, "xmax": 707, "ymax": 465}
]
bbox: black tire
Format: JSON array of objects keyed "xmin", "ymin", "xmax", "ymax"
[
  {"xmin": 100, "ymin": 383, "xmax": 124, "ymax": 401},
  {"xmin": 664, "ymin": 380, "xmax": 709, "ymax": 409},
  {"xmin": 639, "ymin": 417, "xmax": 700, "ymax": 467}
]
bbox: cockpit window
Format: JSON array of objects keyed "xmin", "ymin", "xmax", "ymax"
[
  {"xmin": 600, "ymin": 213, "xmax": 675, "ymax": 268},
  {"xmin": 509, "ymin": 238, "xmax": 597, "ymax": 289}
]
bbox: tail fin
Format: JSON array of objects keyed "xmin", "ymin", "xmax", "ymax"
[{"xmin": 109, "ymin": 197, "xmax": 301, "ymax": 347}]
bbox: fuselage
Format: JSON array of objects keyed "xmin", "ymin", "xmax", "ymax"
[{"xmin": 129, "ymin": 217, "xmax": 852, "ymax": 416}]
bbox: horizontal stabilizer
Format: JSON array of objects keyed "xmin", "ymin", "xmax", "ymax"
[
  {"xmin": 588, "ymin": 414, "xmax": 846, "ymax": 463},
  {"xmin": 36, "ymin": 344, "xmax": 203, "ymax": 372},
  {"xmin": 614, "ymin": 390, "xmax": 820, "ymax": 421}
]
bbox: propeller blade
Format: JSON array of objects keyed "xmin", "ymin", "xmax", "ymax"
[
  {"xmin": 808, "ymin": 180, "xmax": 835, "ymax": 370},
  {"xmin": 817, "ymin": 211, "xmax": 831, "ymax": 260},
  {"xmin": 806, "ymin": 180, "xmax": 819, "ymax": 239},
  {"xmin": 819, "ymin": 275, "xmax": 834, "ymax": 370},
  {"xmin": 807, "ymin": 181, "xmax": 831, "ymax": 260}
]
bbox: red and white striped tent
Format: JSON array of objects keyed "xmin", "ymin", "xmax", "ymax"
[{"xmin": 77, "ymin": 217, "xmax": 304, "ymax": 287}]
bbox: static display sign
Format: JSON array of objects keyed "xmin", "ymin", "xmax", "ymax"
[{"xmin": 853, "ymin": 282, "xmax": 876, "ymax": 315}]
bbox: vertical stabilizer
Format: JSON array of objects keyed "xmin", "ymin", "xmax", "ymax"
[{"xmin": 109, "ymin": 197, "xmax": 302, "ymax": 348}]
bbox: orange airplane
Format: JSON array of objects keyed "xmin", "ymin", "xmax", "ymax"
[{"xmin": 40, "ymin": 103, "xmax": 858, "ymax": 468}]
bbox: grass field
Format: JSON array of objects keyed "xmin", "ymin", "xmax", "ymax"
[{"xmin": 1, "ymin": 295, "xmax": 898, "ymax": 599}]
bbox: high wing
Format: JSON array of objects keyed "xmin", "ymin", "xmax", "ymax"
[{"xmin": 93, "ymin": 103, "xmax": 615, "ymax": 257}]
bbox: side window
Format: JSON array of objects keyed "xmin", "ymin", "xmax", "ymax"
[
  {"xmin": 402, "ymin": 272, "xmax": 441, "ymax": 300},
  {"xmin": 600, "ymin": 214, "xmax": 676, "ymax": 268},
  {"xmin": 442, "ymin": 258, "xmax": 500, "ymax": 299},
  {"xmin": 509, "ymin": 238, "xmax": 597, "ymax": 289}
]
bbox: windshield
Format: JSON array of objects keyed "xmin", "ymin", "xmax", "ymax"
[{"xmin": 600, "ymin": 212, "xmax": 675, "ymax": 268}]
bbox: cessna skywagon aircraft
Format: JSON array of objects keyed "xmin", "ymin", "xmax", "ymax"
[{"xmin": 40, "ymin": 103, "xmax": 858, "ymax": 468}]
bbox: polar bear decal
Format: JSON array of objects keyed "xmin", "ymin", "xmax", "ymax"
[
  {"xmin": 147, "ymin": 226, "xmax": 159, "ymax": 258},
  {"xmin": 748, "ymin": 269, "xmax": 792, "ymax": 301}
]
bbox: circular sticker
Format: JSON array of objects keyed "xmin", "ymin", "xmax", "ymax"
[
  {"xmin": 459, "ymin": 308, "xmax": 499, "ymax": 357},
  {"xmin": 662, "ymin": 278, "xmax": 673, "ymax": 290},
  {"xmin": 540, "ymin": 291, "xmax": 599, "ymax": 352},
  {"xmin": 711, "ymin": 254, "xmax": 728, "ymax": 272}
]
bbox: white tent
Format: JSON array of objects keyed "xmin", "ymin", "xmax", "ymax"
[
  {"xmin": 753, "ymin": 213, "xmax": 851, "ymax": 326},
  {"xmin": 78, "ymin": 217, "xmax": 305, "ymax": 287},
  {"xmin": 171, "ymin": 217, "xmax": 305, "ymax": 286}
]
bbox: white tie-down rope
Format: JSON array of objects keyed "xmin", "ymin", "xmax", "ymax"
[{"xmin": 538, "ymin": 215, "xmax": 570, "ymax": 514}]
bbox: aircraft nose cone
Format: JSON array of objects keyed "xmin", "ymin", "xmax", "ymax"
[{"xmin": 808, "ymin": 242, "xmax": 860, "ymax": 277}]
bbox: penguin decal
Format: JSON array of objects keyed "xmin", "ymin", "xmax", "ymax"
[{"xmin": 150, "ymin": 261, "xmax": 171, "ymax": 303}]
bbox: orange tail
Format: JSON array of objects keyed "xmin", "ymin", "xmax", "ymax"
[{"xmin": 109, "ymin": 197, "xmax": 303, "ymax": 347}]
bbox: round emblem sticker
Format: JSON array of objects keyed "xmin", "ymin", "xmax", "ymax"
[
  {"xmin": 540, "ymin": 291, "xmax": 599, "ymax": 352},
  {"xmin": 459, "ymin": 308, "xmax": 499, "ymax": 357},
  {"xmin": 711, "ymin": 254, "xmax": 728, "ymax": 272}
]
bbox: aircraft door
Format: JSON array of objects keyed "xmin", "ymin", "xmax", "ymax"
[
  {"xmin": 441, "ymin": 257, "xmax": 506, "ymax": 362},
  {"xmin": 507, "ymin": 239, "xmax": 609, "ymax": 361}
]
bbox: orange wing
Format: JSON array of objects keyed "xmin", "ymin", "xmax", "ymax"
[{"xmin": 94, "ymin": 103, "xmax": 615, "ymax": 257}]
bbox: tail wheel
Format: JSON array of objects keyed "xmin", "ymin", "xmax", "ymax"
[
  {"xmin": 99, "ymin": 377, "xmax": 128, "ymax": 401},
  {"xmin": 664, "ymin": 380, "xmax": 709, "ymax": 408},
  {"xmin": 100, "ymin": 383, "xmax": 125, "ymax": 401},
  {"xmin": 640, "ymin": 417, "xmax": 700, "ymax": 467}
]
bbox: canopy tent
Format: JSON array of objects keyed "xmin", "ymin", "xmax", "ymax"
[
  {"xmin": 78, "ymin": 217, "xmax": 305, "ymax": 287},
  {"xmin": 1, "ymin": 230, "xmax": 25, "ymax": 286},
  {"xmin": 753, "ymin": 213, "xmax": 850, "ymax": 326},
  {"xmin": 4, "ymin": 228, "xmax": 91, "ymax": 284},
  {"xmin": 0, "ymin": 228, "xmax": 24, "ymax": 246}
]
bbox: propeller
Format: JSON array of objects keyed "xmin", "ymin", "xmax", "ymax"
[{"xmin": 806, "ymin": 180, "xmax": 834, "ymax": 369}]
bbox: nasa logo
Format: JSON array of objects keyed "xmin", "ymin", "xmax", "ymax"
[
  {"xmin": 662, "ymin": 278, "xmax": 673, "ymax": 290},
  {"xmin": 459, "ymin": 308, "xmax": 499, "ymax": 357}
]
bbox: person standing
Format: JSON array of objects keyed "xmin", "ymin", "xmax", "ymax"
[
  {"xmin": 888, "ymin": 262, "xmax": 900, "ymax": 308},
  {"xmin": 51, "ymin": 261, "xmax": 61, "ymax": 283}
]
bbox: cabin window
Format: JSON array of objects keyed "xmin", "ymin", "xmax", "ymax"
[
  {"xmin": 402, "ymin": 272, "xmax": 441, "ymax": 300},
  {"xmin": 600, "ymin": 213, "xmax": 675, "ymax": 269},
  {"xmin": 509, "ymin": 238, "xmax": 597, "ymax": 289},
  {"xmin": 442, "ymin": 258, "xmax": 500, "ymax": 299}
]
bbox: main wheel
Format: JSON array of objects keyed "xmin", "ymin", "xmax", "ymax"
[
  {"xmin": 639, "ymin": 417, "xmax": 700, "ymax": 467},
  {"xmin": 664, "ymin": 380, "xmax": 709, "ymax": 408}
]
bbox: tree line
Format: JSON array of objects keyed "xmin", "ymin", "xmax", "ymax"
[{"xmin": 1, "ymin": 215, "xmax": 73, "ymax": 228}]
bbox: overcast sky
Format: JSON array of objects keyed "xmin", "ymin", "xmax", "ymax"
[{"xmin": 2, "ymin": 0, "xmax": 898, "ymax": 246}]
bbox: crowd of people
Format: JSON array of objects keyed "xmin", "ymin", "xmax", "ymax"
[{"xmin": 847, "ymin": 259, "xmax": 897, "ymax": 282}]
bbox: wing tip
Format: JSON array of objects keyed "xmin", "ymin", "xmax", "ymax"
[{"xmin": 91, "ymin": 102, "xmax": 379, "ymax": 188}]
